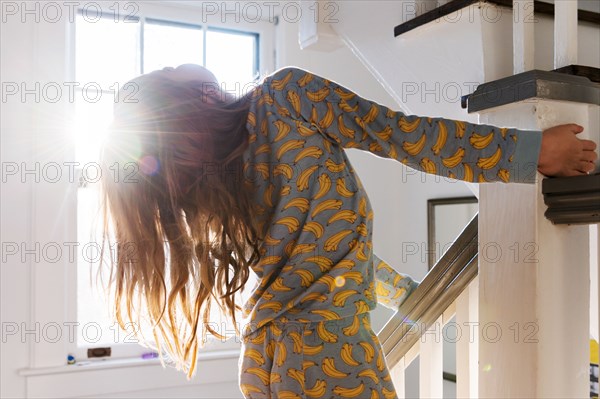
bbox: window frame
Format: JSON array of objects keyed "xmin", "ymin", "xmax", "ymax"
[{"xmin": 67, "ymin": 0, "xmax": 274, "ymax": 364}]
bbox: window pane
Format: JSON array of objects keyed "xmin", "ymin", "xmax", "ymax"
[
  {"xmin": 76, "ymin": 15, "xmax": 140, "ymax": 88},
  {"xmin": 144, "ymin": 20, "xmax": 203, "ymax": 73},
  {"xmin": 206, "ymin": 30, "xmax": 258, "ymax": 93},
  {"xmin": 70, "ymin": 93, "xmax": 114, "ymax": 165}
]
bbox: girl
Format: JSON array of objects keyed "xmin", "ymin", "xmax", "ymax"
[{"xmin": 100, "ymin": 64, "xmax": 596, "ymax": 399}]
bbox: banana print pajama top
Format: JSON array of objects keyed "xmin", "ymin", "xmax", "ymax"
[{"xmin": 237, "ymin": 67, "xmax": 542, "ymax": 399}]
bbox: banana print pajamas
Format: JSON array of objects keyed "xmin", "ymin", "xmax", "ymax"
[{"xmin": 237, "ymin": 67, "xmax": 542, "ymax": 399}]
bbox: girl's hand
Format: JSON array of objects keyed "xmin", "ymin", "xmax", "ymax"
[{"xmin": 537, "ymin": 124, "xmax": 598, "ymax": 177}]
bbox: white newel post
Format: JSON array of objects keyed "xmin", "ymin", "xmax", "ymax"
[{"xmin": 476, "ymin": 100, "xmax": 593, "ymax": 398}]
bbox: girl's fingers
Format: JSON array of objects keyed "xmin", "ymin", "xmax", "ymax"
[
  {"xmin": 582, "ymin": 139, "xmax": 598, "ymax": 151},
  {"xmin": 577, "ymin": 161, "xmax": 595, "ymax": 174},
  {"xmin": 582, "ymin": 150, "xmax": 598, "ymax": 162}
]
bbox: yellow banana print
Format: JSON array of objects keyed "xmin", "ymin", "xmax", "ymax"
[
  {"xmin": 263, "ymin": 183, "xmax": 274, "ymax": 207},
  {"xmin": 455, "ymin": 120, "xmax": 466, "ymax": 138},
  {"xmin": 362, "ymin": 104, "xmax": 379, "ymax": 124},
  {"xmin": 295, "ymin": 120, "xmax": 318, "ymax": 137},
  {"xmin": 325, "ymin": 158, "xmax": 346, "ymax": 173},
  {"xmin": 283, "ymin": 197, "xmax": 310, "ymax": 213},
  {"xmin": 244, "ymin": 348, "xmax": 266, "ymax": 366},
  {"xmin": 280, "ymin": 185, "xmax": 291, "ymax": 196},
  {"xmin": 431, "ymin": 120, "xmax": 448, "ymax": 155},
  {"xmin": 275, "ymin": 341, "xmax": 287, "ymax": 367},
  {"xmin": 354, "ymin": 300, "xmax": 370, "ymax": 314},
  {"xmin": 342, "ymin": 271, "xmax": 363, "ymax": 284},
  {"xmin": 398, "ymin": 116, "xmax": 421, "ymax": 132},
  {"xmin": 402, "ymin": 132, "xmax": 427, "ymax": 156},
  {"xmin": 332, "ymin": 383, "xmax": 365, "ymax": 398},
  {"xmin": 319, "ymin": 102, "xmax": 335, "ymax": 130},
  {"xmin": 334, "ymin": 86, "xmax": 357, "ymax": 101},
  {"xmin": 314, "ymin": 174, "xmax": 332, "ymax": 200},
  {"xmin": 359, "ymin": 342, "xmax": 375, "ymax": 363},
  {"xmin": 258, "ymin": 92, "xmax": 274, "ymax": 107},
  {"xmin": 276, "ymin": 139, "xmax": 305, "ymax": 160},
  {"xmin": 337, "ymin": 114, "xmax": 356, "ymax": 138},
  {"xmin": 322, "ymin": 357, "xmax": 348, "ymax": 378},
  {"xmin": 274, "ymin": 163, "xmax": 293, "ymax": 179},
  {"xmin": 341, "ymin": 343, "xmax": 361, "ymax": 366},
  {"xmin": 306, "ymin": 86, "xmax": 331, "ymax": 102},
  {"xmin": 255, "ymin": 142, "xmax": 271, "ymax": 155},
  {"xmin": 332, "ymin": 290, "xmax": 359, "ymax": 307},
  {"xmin": 297, "ymin": 72, "xmax": 314, "ymax": 87},
  {"xmin": 316, "ymin": 323, "xmax": 338, "ymax": 343},
  {"xmin": 327, "ymin": 209, "xmax": 357, "ymax": 225},
  {"xmin": 299, "ymin": 291, "xmax": 327, "ymax": 303},
  {"xmin": 305, "ymin": 255, "xmax": 334, "ymax": 271},
  {"xmin": 358, "ymin": 369, "xmax": 380, "ymax": 384},
  {"xmin": 271, "ymin": 70, "xmax": 293, "ymax": 90},
  {"xmin": 498, "ymin": 168, "xmax": 510, "ymax": 183},
  {"xmin": 286, "ymin": 368, "xmax": 305, "ymax": 386},
  {"xmin": 315, "ymin": 274, "xmax": 338, "ymax": 291},
  {"xmin": 246, "ymin": 367, "xmax": 271, "ymax": 385},
  {"xmin": 297, "ymin": 165, "xmax": 319, "ymax": 192},
  {"xmin": 441, "ymin": 147, "xmax": 465, "ymax": 168},
  {"xmin": 339, "ymin": 99, "xmax": 359, "ymax": 113},
  {"xmin": 302, "ymin": 220, "xmax": 324, "ymax": 238},
  {"xmin": 287, "ymin": 90, "xmax": 301, "ymax": 116},
  {"xmin": 342, "ymin": 315, "xmax": 360, "ymax": 336},
  {"xmin": 294, "ymin": 146, "xmax": 323, "ymax": 163},
  {"xmin": 375, "ymin": 125, "xmax": 393, "ymax": 141},
  {"xmin": 258, "ymin": 301, "xmax": 283, "ymax": 312},
  {"xmin": 240, "ymin": 384, "xmax": 264, "ymax": 396},
  {"xmin": 382, "ymin": 387, "xmax": 397, "ymax": 399},
  {"xmin": 247, "ymin": 111, "xmax": 256, "ymax": 127},
  {"xmin": 463, "ymin": 163, "xmax": 474, "ymax": 182},
  {"xmin": 305, "ymin": 380, "xmax": 327, "ymax": 398},
  {"xmin": 477, "ymin": 145, "xmax": 502, "ymax": 170},
  {"xmin": 273, "ymin": 120, "xmax": 291, "ymax": 142},
  {"xmin": 303, "ymin": 343, "xmax": 324, "ymax": 356},
  {"xmin": 376, "ymin": 351, "xmax": 386, "ymax": 372},
  {"xmin": 310, "ymin": 104, "xmax": 319, "ymax": 125},
  {"xmin": 270, "ymin": 277, "xmax": 292, "ymax": 292},
  {"xmin": 311, "ymin": 199, "xmax": 343, "ymax": 218},
  {"xmin": 358, "ymin": 197, "xmax": 367, "ymax": 217},
  {"xmin": 254, "ymin": 163, "xmax": 270, "ymax": 180},
  {"xmin": 420, "ymin": 157, "xmax": 437, "ymax": 175},
  {"xmin": 275, "ymin": 216, "xmax": 300, "ymax": 233},
  {"xmin": 470, "ymin": 130, "xmax": 494, "ymax": 149},
  {"xmin": 323, "ymin": 229, "xmax": 353, "ymax": 252},
  {"xmin": 289, "ymin": 243, "xmax": 317, "ymax": 258},
  {"xmin": 336, "ymin": 178, "xmax": 355, "ymax": 198}
]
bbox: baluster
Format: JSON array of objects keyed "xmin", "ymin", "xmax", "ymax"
[
  {"xmin": 420, "ymin": 315, "xmax": 443, "ymax": 398},
  {"xmin": 554, "ymin": 0, "xmax": 578, "ymax": 68},
  {"xmin": 513, "ymin": 0, "xmax": 535, "ymax": 74},
  {"xmin": 390, "ymin": 357, "xmax": 406, "ymax": 399},
  {"xmin": 456, "ymin": 276, "xmax": 479, "ymax": 398}
]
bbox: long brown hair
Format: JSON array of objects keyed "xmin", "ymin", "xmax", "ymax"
[{"xmin": 99, "ymin": 73, "xmax": 261, "ymax": 379}]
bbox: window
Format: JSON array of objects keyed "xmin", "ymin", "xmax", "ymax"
[{"xmin": 72, "ymin": 6, "xmax": 264, "ymax": 360}]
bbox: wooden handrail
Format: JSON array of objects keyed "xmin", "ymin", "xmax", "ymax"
[{"xmin": 379, "ymin": 214, "xmax": 479, "ymax": 368}]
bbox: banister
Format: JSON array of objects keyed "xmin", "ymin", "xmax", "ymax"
[{"xmin": 379, "ymin": 214, "xmax": 479, "ymax": 369}]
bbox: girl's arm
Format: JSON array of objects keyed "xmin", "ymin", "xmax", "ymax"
[
  {"xmin": 373, "ymin": 253, "xmax": 419, "ymax": 310},
  {"xmin": 264, "ymin": 67, "xmax": 542, "ymax": 184}
]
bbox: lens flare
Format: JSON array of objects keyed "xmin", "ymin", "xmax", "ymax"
[{"xmin": 140, "ymin": 155, "xmax": 160, "ymax": 176}]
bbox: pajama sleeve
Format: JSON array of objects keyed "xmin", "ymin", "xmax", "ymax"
[
  {"xmin": 373, "ymin": 253, "xmax": 419, "ymax": 310},
  {"xmin": 264, "ymin": 67, "xmax": 542, "ymax": 184}
]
